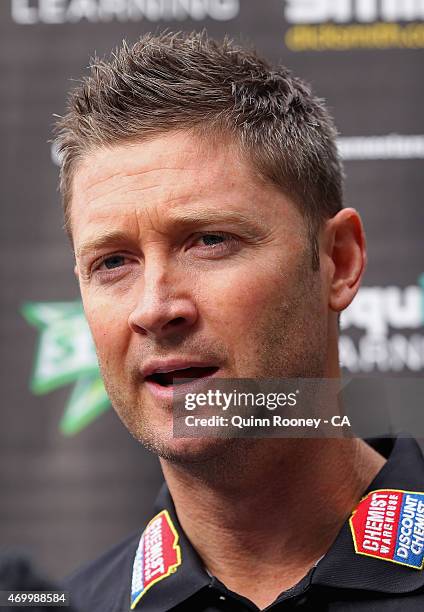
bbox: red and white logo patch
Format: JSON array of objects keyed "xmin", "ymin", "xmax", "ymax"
[
  {"xmin": 131, "ymin": 510, "xmax": 182, "ymax": 609},
  {"xmin": 350, "ymin": 489, "xmax": 424, "ymax": 569}
]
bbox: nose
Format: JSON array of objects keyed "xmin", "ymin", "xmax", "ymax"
[{"xmin": 127, "ymin": 263, "xmax": 198, "ymax": 340}]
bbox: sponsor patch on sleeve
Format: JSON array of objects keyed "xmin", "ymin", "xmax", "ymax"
[
  {"xmin": 131, "ymin": 509, "xmax": 182, "ymax": 609},
  {"xmin": 350, "ymin": 489, "xmax": 424, "ymax": 569}
]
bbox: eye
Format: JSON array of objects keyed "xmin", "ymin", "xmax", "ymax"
[
  {"xmin": 198, "ymin": 234, "xmax": 227, "ymax": 247},
  {"xmin": 99, "ymin": 255, "xmax": 127, "ymax": 270},
  {"xmin": 187, "ymin": 232, "xmax": 239, "ymax": 258},
  {"xmin": 190, "ymin": 233, "xmax": 235, "ymax": 249},
  {"xmin": 91, "ymin": 254, "xmax": 135, "ymax": 276}
]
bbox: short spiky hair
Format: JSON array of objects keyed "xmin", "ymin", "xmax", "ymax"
[{"xmin": 54, "ymin": 30, "xmax": 343, "ymax": 268}]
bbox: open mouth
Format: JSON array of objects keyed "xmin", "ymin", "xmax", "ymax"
[{"xmin": 145, "ymin": 366, "xmax": 219, "ymax": 388}]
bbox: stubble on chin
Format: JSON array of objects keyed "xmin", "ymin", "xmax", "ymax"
[{"xmin": 97, "ymin": 364, "xmax": 260, "ymax": 474}]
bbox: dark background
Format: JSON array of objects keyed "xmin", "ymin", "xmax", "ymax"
[{"xmin": 1, "ymin": 0, "xmax": 423, "ymax": 580}]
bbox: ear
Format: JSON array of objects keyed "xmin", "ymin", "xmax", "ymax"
[
  {"xmin": 74, "ymin": 263, "xmax": 79, "ymax": 279},
  {"xmin": 321, "ymin": 208, "xmax": 366, "ymax": 313}
]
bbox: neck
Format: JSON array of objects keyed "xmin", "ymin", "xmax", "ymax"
[{"xmin": 160, "ymin": 438, "xmax": 385, "ymax": 610}]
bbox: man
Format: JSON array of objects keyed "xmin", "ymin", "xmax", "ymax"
[{"xmin": 56, "ymin": 31, "xmax": 424, "ymax": 611}]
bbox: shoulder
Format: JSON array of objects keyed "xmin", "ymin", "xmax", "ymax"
[{"xmin": 63, "ymin": 531, "xmax": 140, "ymax": 612}]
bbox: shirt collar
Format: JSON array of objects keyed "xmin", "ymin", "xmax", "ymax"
[
  {"xmin": 312, "ymin": 436, "xmax": 424, "ymax": 594},
  {"xmin": 130, "ymin": 484, "xmax": 210, "ymax": 611},
  {"xmin": 131, "ymin": 437, "xmax": 424, "ymax": 610}
]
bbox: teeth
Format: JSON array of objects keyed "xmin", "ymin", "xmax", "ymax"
[
  {"xmin": 146, "ymin": 366, "xmax": 218, "ymax": 388},
  {"xmin": 154, "ymin": 366, "xmax": 192, "ymax": 375}
]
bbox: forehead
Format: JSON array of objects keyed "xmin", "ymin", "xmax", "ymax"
[
  {"xmin": 72, "ymin": 131, "xmax": 246, "ymax": 198},
  {"xmin": 70, "ymin": 131, "xmax": 297, "ymax": 247}
]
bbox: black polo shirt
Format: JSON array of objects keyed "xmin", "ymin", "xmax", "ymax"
[{"xmin": 65, "ymin": 437, "xmax": 424, "ymax": 611}]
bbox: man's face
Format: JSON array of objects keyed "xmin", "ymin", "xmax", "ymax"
[{"xmin": 71, "ymin": 131, "xmax": 329, "ymax": 461}]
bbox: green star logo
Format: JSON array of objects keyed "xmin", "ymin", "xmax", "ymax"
[{"xmin": 22, "ymin": 302, "xmax": 110, "ymax": 435}]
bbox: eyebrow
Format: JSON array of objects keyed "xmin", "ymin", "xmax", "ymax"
[
  {"xmin": 76, "ymin": 230, "xmax": 135, "ymax": 259},
  {"xmin": 76, "ymin": 209, "xmax": 268, "ymax": 259},
  {"xmin": 167, "ymin": 208, "xmax": 268, "ymax": 236}
]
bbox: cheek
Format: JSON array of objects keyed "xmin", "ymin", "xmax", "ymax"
[
  {"xmin": 198, "ymin": 261, "xmax": 289, "ymax": 333},
  {"xmin": 81, "ymin": 288, "xmax": 132, "ymax": 361}
]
